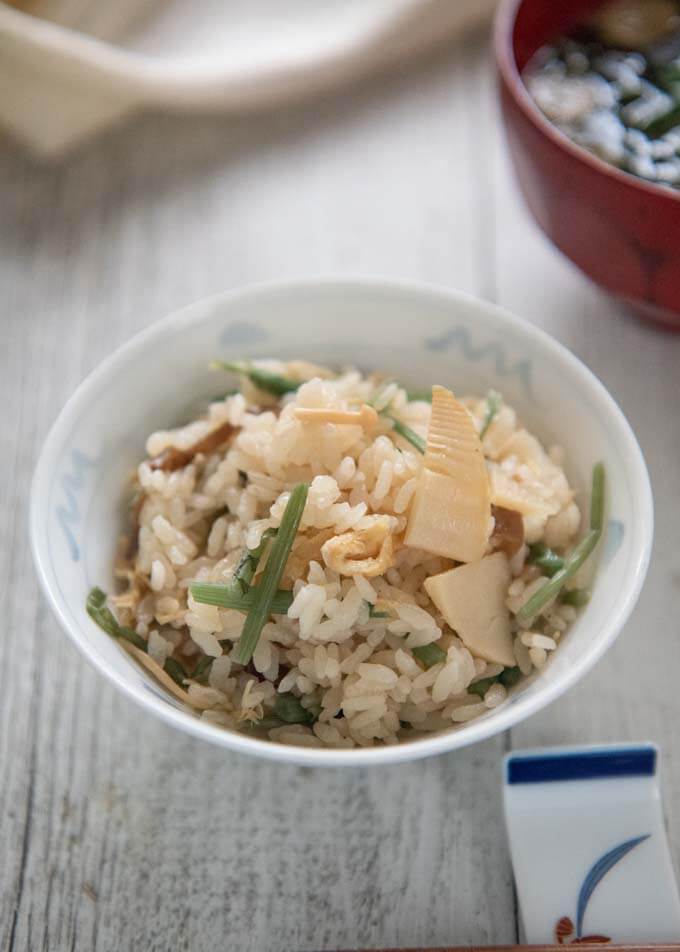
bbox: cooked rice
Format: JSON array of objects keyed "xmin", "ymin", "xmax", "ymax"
[{"xmin": 111, "ymin": 362, "xmax": 583, "ymax": 748}]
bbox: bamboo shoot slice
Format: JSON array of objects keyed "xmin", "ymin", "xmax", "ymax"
[
  {"xmin": 405, "ymin": 385, "xmax": 491, "ymax": 562},
  {"xmin": 424, "ymin": 552, "xmax": 515, "ymax": 667},
  {"xmin": 489, "ymin": 464, "xmax": 559, "ymax": 519}
]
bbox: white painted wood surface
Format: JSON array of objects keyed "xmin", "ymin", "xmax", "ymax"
[{"xmin": 1, "ymin": 29, "xmax": 679, "ymax": 952}]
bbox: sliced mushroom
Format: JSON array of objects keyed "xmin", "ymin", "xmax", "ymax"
[
  {"xmin": 321, "ymin": 516, "xmax": 395, "ymax": 577},
  {"xmin": 424, "ymin": 552, "xmax": 515, "ymax": 667},
  {"xmin": 120, "ymin": 641, "xmax": 192, "ymax": 704},
  {"xmin": 490, "ymin": 505, "xmax": 524, "ymax": 557},
  {"xmin": 294, "ymin": 404, "xmax": 378, "ymax": 430},
  {"xmin": 124, "ymin": 490, "xmax": 145, "ymax": 559},
  {"xmin": 111, "ymin": 565, "xmax": 147, "ymax": 616},
  {"xmin": 282, "ymin": 527, "xmax": 337, "ymax": 586},
  {"xmin": 489, "ymin": 464, "xmax": 559, "ymax": 519},
  {"xmin": 148, "ymin": 420, "xmax": 238, "ymax": 472}
]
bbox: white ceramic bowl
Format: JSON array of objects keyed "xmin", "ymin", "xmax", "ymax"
[{"xmin": 30, "ymin": 278, "xmax": 653, "ymax": 766}]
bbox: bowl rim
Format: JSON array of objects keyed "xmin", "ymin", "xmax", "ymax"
[
  {"xmin": 493, "ymin": 0, "xmax": 680, "ymax": 207},
  {"xmin": 30, "ymin": 276, "xmax": 654, "ymax": 766}
]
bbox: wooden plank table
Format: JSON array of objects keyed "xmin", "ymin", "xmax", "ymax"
[{"xmin": 1, "ymin": 28, "xmax": 679, "ymax": 952}]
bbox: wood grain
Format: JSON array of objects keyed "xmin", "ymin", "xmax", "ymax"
[
  {"xmin": 345, "ymin": 947, "xmax": 680, "ymax": 952},
  {"xmin": 1, "ymin": 28, "xmax": 679, "ymax": 952}
]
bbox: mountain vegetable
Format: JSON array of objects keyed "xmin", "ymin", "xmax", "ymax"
[
  {"xmin": 86, "ymin": 587, "xmax": 189, "ymax": 687},
  {"xmin": 234, "ymin": 482, "xmax": 309, "ymax": 665},
  {"xmin": 87, "ymin": 587, "xmax": 147, "ymax": 650},
  {"xmin": 405, "ymin": 389, "xmax": 433, "ymax": 403},
  {"xmin": 479, "ymin": 390, "xmax": 503, "ymax": 439},
  {"xmin": 273, "ymin": 693, "xmax": 319, "ymax": 724},
  {"xmin": 368, "ymin": 380, "xmax": 427, "ymax": 453},
  {"xmin": 528, "ymin": 542, "xmax": 565, "ymax": 577},
  {"xmin": 211, "ymin": 360, "xmax": 301, "ymax": 397},
  {"xmin": 559, "ymin": 589, "xmax": 591, "ymax": 607},
  {"xmin": 499, "ymin": 665, "xmax": 522, "ymax": 688},
  {"xmin": 191, "ymin": 655, "xmax": 214, "ymax": 683},
  {"xmin": 233, "ymin": 528, "xmax": 277, "ymax": 593},
  {"xmin": 412, "ymin": 643, "xmax": 447, "ymax": 668},
  {"xmin": 468, "ymin": 676, "xmax": 498, "ymax": 698},
  {"xmin": 384, "ymin": 414, "xmax": 426, "ymax": 454},
  {"xmin": 163, "ymin": 657, "xmax": 188, "ymax": 687},
  {"xmin": 517, "ymin": 464, "xmax": 605, "ymax": 624},
  {"xmin": 190, "ymin": 582, "xmax": 294, "ymax": 615},
  {"xmin": 469, "ymin": 664, "xmax": 523, "ymax": 697},
  {"xmin": 244, "ymin": 693, "xmax": 320, "ymax": 732}
]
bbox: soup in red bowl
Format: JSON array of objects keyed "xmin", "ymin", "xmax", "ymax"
[{"xmin": 495, "ymin": 0, "xmax": 680, "ymax": 329}]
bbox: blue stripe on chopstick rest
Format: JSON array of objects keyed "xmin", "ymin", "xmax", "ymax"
[{"xmin": 507, "ymin": 746, "xmax": 656, "ymax": 784}]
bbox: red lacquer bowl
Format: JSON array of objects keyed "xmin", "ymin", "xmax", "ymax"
[{"xmin": 495, "ymin": 0, "xmax": 680, "ymax": 330}]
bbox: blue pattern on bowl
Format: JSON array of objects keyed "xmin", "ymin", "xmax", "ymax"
[
  {"xmin": 56, "ymin": 448, "xmax": 98, "ymax": 562},
  {"xmin": 423, "ymin": 324, "xmax": 535, "ymax": 399},
  {"xmin": 602, "ymin": 519, "xmax": 624, "ymax": 567},
  {"xmin": 219, "ymin": 321, "xmax": 269, "ymax": 346}
]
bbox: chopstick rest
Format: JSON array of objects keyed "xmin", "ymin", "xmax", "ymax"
[{"xmin": 504, "ymin": 743, "xmax": 680, "ymax": 944}]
